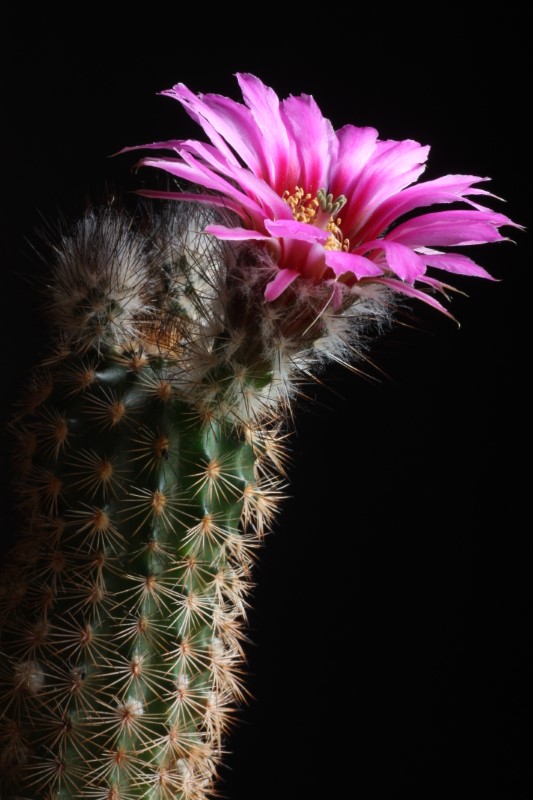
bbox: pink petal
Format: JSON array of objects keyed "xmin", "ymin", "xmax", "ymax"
[
  {"xmin": 265, "ymin": 219, "xmax": 330, "ymax": 244},
  {"xmin": 324, "ymin": 251, "xmax": 384, "ymax": 279},
  {"xmin": 172, "ymin": 142, "xmax": 292, "ymax": 222},
  {"xmin": 236, "ymin": 73, "xmax": 296, "ymax": 192},
  {"xmin": 371, "ymin": 277, "xmax": 455, "ymax": 319},
  {"xmin": 119, "ymin": 138, "xmax": 187, "ymax": 156},
  {"xmin": 422, "ymin": 252, "xmax": 496, "ymax": 280},
  {"xmin": 139, "ymin": 155, "xmax": 268, "ymax": 224},
  {"xmin": 162, "ymin": 83, "xmax": 256, "ymax": 171},
  {"xmin": 139, "ymin": 155, "xmax": 243, "ymax": 199},
  {"xmin": 222, "ymin": 162, "xmax": 291, "ymax": 220},
  {"xmin": 205, "ymin": 225, "xmax": 270, "ymax": 241},
  {"xmin": 176, "ymin": 138, "xmax": 241, "ymax": 173},
  {"xmin": 343, "ymin": 138, "xmax": 430, "ymax": 235},
  {"xmin": 176, "ymin": 140, "xmax": 291, "ymax": 219},
  {"xmin": 359, "ymin": 240, "xmax": 427, "ymax": 283},
  {"xmin": 359, "ymin": 174, "xmax": 499, "ymax": 242},
  {"xmin": 388, "ymin": 210, "xmax": 517, "ymax": 247},
  {"xmin": 371, "ymin": 138, "xmax": 430, "ymax": 196},
  {"xmin": 280, "ymin": 92, "xmax": 337, "ymax": 193},
  {"xmin": 329, "ymin": 125, "xmax": 379, "ymax": 198},
  {"xmin": 264, "ymin": 268, "xmax": 301, "ymax": 301},
  {"xmin": 417, "ymin": 275, "xmax": 462, "ymax": 295}
]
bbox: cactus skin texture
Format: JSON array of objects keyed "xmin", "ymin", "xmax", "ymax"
[{"xmin": 0, "ymin": 203, "xmax": 389, "ymax": 798}]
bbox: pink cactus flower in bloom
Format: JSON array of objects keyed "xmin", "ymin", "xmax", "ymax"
[{"xmin": 129, "ymin": 73, "xmax": 518, "ymax": 315}]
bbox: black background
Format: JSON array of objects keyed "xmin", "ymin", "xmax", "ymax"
[{"xmin": 1, "ymin": 21, "xmax": 530, "ymax": 800}]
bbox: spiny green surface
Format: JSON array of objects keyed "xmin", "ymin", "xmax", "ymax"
[
  {"xmin": 0, "ymin": 348, "xmax": 270, "ymax": 798},
  {"xmin": 0, "ymin": 201, "xmax": 369, "ymax": 798}
]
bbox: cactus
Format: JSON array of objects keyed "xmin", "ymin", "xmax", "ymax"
[{"xmin": 0, "ymin": 73, "xmax": 517, "ymax": 798}]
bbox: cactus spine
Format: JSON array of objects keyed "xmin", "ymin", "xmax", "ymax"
[{"xmin": 0, "ymin": 203, "xmax": 388, "ymax": 798}]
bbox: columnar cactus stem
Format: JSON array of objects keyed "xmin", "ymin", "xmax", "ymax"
[{"xmin": 0, "ymin": 203, "xmax": 389, "ymax": 798}]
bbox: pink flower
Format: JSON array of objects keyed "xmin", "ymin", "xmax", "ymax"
[{"xmin": 128, "ymin": 74, "xmax": 519, "ymax": 315}]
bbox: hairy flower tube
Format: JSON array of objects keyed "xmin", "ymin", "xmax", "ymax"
[{"xmin": 126, "ymin": 73, "xmax": 519, "ymax": 316}]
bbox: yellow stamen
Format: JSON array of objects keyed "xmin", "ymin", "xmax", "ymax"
[
  {"xmin": 283, "ymin": 187, "xmax": 350, "ymax": 252},
  {"xmin": 324, "ymin": 217, "xmax": 350, "ymax": 252},
  {"xmin": 282, "ymin": 187, "xmax": 319, "ymax": 224}
]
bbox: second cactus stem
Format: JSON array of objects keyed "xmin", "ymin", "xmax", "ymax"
[{"xmin": 0, "ymin": 203, "xmax": 389, "ymax": 798}]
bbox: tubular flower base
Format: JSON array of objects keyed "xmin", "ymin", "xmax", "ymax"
[{"xmin": 0, "ymin": 75, "xmax": 519, "ymax": 799}]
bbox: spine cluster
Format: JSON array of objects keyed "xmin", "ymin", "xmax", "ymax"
[{"xmin": 0, "ymin": 203, "xmax": 390, "ymax": 798}]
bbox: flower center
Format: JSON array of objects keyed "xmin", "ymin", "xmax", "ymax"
[{"xmin": 283, "ymin": 186, "xmax": 350, "ymax": 252}]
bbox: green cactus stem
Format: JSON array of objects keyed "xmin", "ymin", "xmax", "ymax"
[{"xmin": 0, "ymin": 203, "xmax": 389, "ymax": 798}]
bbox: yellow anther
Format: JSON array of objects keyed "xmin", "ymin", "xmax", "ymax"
[
  {"xmin": 324, "ymin": 217, "xmax": 351, "ymax": 252},
  {"xmin": 282, "ymin": 187, "xmax": 319, "ymax": 224}
]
